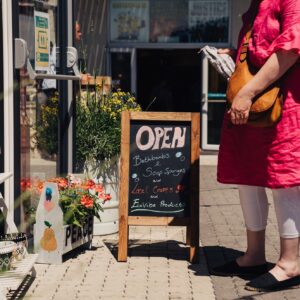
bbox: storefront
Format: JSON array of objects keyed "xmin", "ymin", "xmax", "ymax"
[
  {"xmin": 75, "ymin": 0, "xmax": 249, "ymax": 151},
  {"xmin": 0, "ymin": 0, "xmax": 250, "ymax": 230}
]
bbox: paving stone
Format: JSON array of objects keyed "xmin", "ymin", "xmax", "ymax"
[
  {"xmin": 26, "ymin": 284, "xmax": 56, "ymax": 298},
  {"xmin": 53, "ymin": 290, "xmax": 78, "ymax": 300}
]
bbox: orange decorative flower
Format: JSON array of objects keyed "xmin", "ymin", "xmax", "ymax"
[
  {"xmin": 104, "ymin": 194, "xmax": 112, "ymax": 202},
  {"xmin": 21, "ymin": 178, "xmax": 32, "ymax": 192},
  {"xmin": 48, "ymin": 177, "xmax": 68, "ymax": 190},
  {"xmin": 81, "ymin": 179, "xmax": 96, "ymax": 190},
  {"xmin": 94, "ymin": 184, "xmax": 104, "ymax": 193},
  {"xmin": 80, "ymin": 194, "xmax": 94, "ymax": 208}
]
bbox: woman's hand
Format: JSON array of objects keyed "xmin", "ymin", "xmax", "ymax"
[
  {"xmin": 229, "ymin": 88, "xmax": 254, "ymax": 125},
  {"xmin": 228, "ymin": 50, "xmax": 299, "ymax": 125},
  {"xmin": 218, "ymin": 48, "xmax": 237, "ymax": 59}
]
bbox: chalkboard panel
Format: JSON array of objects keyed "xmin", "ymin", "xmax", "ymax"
[{"xmin": 128, "ymin": 120, "xmax": 191, "ymax": 217}]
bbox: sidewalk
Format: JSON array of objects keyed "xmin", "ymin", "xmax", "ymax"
[
  {"xmin": 200, "ymin": 156, "xmax": 300, "ymax": 300},
  {"xmin": 7, "ymin": 230, "xmax": 214, "ymax": 300},
  {"xmin": 6, "ymin": 155, "xmax": 300, "ymax": 299}
]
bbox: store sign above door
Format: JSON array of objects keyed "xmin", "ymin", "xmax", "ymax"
[{"xmin": 34, "ymin": 11, "xmax": 50, "ymax": 71}]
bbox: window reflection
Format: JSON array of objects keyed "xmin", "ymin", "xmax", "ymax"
[
  {"xmin": 18, "ymin": 0, "xmax": 58, "ymax": 232},
  {"xmin": 110, "ymin": 0, "xmax": 229, "ymax": 44}
]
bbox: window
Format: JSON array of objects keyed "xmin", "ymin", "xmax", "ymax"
[{"xmin": 109, "ymin": 0, "xmax": 229, "ymax": 44}]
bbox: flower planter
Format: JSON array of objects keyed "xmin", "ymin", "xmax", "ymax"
[
  {"xmin": 0, "ymin": 241, "xmax": 16, "ymax": 272},
  {"xmin": 34, "ymin": 214, "xmax": 93, "ymax": 264},
  {"xmin": 34, "ymin": 183, "xmax": 94, "ymax": 264},
  {"xmin": 94, "ymin": 200, "xmax": 119, "ymax": 235},
  {"xmin": 84, "ymin": 158, "xmax": 120, "ymax": 235}
]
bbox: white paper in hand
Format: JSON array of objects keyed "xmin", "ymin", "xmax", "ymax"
[{"xmin": 199, "ymin": 46, "xmax": 235, "ymax": 80}]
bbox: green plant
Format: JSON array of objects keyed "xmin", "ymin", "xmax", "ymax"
[
  {"xmin": 59, "ymin": 183, "xmax": 103, "ymax": 227},
  {"xmin": 75, "ymin": 88, "xmax": 141, "ymax": 175},
  {"xmin": 23, "ymin": 176, "xmax": 112, "ymax": 227},
  {"xmin": 34, "ymin": 92, "xmax": 59, "ymax": 156}
]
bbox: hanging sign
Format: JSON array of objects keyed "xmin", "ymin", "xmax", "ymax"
[
  {"xmin": 118, "ymin": 112, "xmax": 200, "ymax": 263},
  {"xmin": 34, "ymin": 11, "xmax": 50, "ymax": 70}
]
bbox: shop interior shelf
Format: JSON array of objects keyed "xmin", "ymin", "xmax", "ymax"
[{"xmin": 0, "ymin": 253, "xmax": 38, "ymax": 299}]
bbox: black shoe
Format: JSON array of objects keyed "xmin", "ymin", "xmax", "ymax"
[
  {"xmin": 245, "ymin": 272, "xmax": 300, "ymax": 292},
  {"xmin": 210, "ymin": 260, "xmax": 269, "ymax": 277}
]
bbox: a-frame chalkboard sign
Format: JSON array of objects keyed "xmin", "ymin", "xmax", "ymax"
[{"xmin": 118, "ymin": 111, "xmax": 200, "ymax": 263}]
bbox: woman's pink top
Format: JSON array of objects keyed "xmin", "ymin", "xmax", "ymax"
[{"xmin": 217, "ymin": 0, "xmax": 300, "ymax": 189}]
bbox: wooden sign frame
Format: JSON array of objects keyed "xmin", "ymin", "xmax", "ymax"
[{"xmin": 118, "ymin": 112, "xmax": 200, "ymax": 263}]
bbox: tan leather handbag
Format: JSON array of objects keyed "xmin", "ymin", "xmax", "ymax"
[{"xmin": 226, "ymin": 28, "xmax": 282, "ymax": 127}]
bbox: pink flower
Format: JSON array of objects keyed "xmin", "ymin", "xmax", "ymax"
[
  {"xmin": 81, "ymin": 179, "xmax": 96, "ymax": 190},
  {"xmin": 80, "ymin": 195, "xmax": 94, "ymax": 208},
  {"xmin": 104, "ymin": 194, "xmax": 112, "ymax": 202}
]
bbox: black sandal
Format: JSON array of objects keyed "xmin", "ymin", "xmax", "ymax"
[
  {"xmin": 245, "ymin": 272, "xmax": 300, "ymax": 292},
  {"xmin": 210, "ymin": 260, "xmax": 269, "ymax": 277}
]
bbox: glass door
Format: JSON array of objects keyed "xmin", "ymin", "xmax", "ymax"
[
  {"xmin": 14, "ymin": 0, "xmax": 73, "ymax": 231},
  {"xmin": 137, "ymin": 49, "xmax": 202, "ymax": 112},
  {"xmin": 201, "ymin": 56, "xmax": 227, "ymax": 150}
]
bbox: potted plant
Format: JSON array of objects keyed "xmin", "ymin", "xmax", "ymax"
[
  {"xmin": 32, "ymin": 84, "xmax": 142, "ymax": 235},
  {"xmin": 75, "ymin": 87, "xmax": 141, "ymax": 235},
  {"xmin": 25, "ymin": 176, "xmax": 113, "ymax": 263},
  {"xmin": 24, "ymin": 175, "xmax": 110, "ymax": 228},
  {"xmin": 75, "ymin": 88, "xmax": 141, "ymax": 177}
]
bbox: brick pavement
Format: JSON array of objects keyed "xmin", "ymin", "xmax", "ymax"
[
  {"xmin": 6, "ymin": 156, "xmax": 300, "ymax": 300},
  {"xmin": 200, "ymin": 162, "xmax": 300, "ymax": 300},
  {"xmin": 7, "ymin": 228, "xmax": 214, "ymax": 300}
]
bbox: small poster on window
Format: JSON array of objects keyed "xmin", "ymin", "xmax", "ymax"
[
  {"xmin": 189, "ymin": 0, "xmax": 229, "ymax": 25},
  {"xmin": 110, "ymin": 0, "xmax": 149, "ymax": 42},
  {"xmin": 188, "ymin": 0, "xmax": 229, "ymax": 43},
  {"xmin": 34, "ymin": 11, "xmax": 50, "ymax": 70}
]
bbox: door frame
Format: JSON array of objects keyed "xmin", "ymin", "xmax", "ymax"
[
  {"xmin": 0, "ymin": 0, "xmax": 3, "ymax": 178},
  {"xmin": 2, "ymin": 0, "xmax": 15, "ymax": 222},
  {"xmin": 201, "ymin": 55, "xmax": 224, "ymax": 151},
  {"xmin": 6, "ymin": 0, "xmax": 75, "ymax": 228}
]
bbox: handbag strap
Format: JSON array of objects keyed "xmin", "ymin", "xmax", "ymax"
[
  {"xmin": 239, "ymin": 25, "xmax": 252, "ymax": 63},
  {"xmin": 239, "ymin": 0, "xmax": 261, "ymax": 63}
]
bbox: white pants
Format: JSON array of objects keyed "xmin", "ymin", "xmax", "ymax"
[{"xmin": 239, "ymin": 185, "xmax": 300, "ymax": 238}]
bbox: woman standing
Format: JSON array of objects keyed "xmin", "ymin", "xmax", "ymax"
[{"xmin": 214, "ymin": 0, "xmax": 300, "ymax": 292}]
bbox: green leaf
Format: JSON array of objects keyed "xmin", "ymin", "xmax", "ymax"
[
  {"xmin": 44, "ymin": 221, "xmax": 52, "ymax": 228},
  {"xmin": 73, "ymin": 218, "xmax": 82, "ymax": 228}
]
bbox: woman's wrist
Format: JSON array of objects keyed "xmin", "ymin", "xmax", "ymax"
[{"xmin": 238, "ymin": 85, "xmax": 256, "ymax": 102}]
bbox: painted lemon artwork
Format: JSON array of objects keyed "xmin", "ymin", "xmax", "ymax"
[{"xmin": 40, "ymin": 221, "xmax": 57, "ymax": 252}]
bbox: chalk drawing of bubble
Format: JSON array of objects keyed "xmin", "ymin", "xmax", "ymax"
[
  {"xmin": 180, "ymin": 156, "xmax": 186, "ymax": 161},
  {"xmin": 175, "ymin": 152, "xmax": 182, "ymax": 158},
  {"xmin": 132, "ymin": 174, "xmax": 138, "ymax": 179}
]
